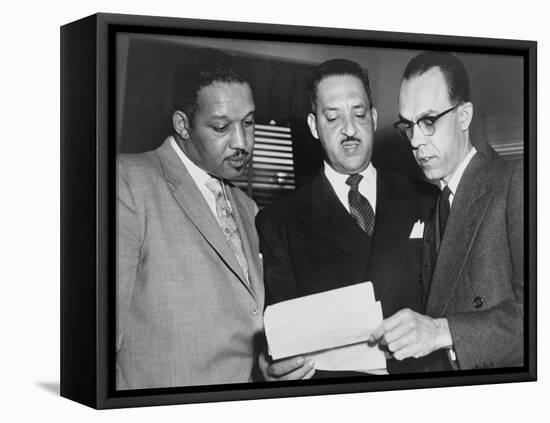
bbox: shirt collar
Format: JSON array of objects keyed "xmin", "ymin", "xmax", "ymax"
[
  {"xmin": 170, "ymin": 135, "xmax": 212, "ymax": 189},
  {"xmin": 440, "ymin": 146, "xmax": 477, "ymax": 194},
  {"xmin": 324, "ymin": 161, "xmax": 376, "ymax": 186}
]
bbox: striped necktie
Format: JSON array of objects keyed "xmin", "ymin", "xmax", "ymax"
[{"xmin": 346, "ymin": 173, "xmax": 375, "ymax": 236}]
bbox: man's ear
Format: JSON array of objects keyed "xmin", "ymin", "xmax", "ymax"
[
  {"xmin": 371, "ymin": 107, "xmax": 378, "ymax": 132},
  {"xmin": 459, "ymin": 102, "xmax": 473, "ymax": 132},
  {"xmin": 173, "ymin": 110, "xmax": 191, "ymax": 139},
  {"xmin": 307, "ymin": 113, "xmax": 319, "ymax": 140}
]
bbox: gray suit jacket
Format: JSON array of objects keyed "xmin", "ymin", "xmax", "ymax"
[
  {"xmin": 422, "ymin": 152, "xmax": 524, "ymax": 370},
  {"xmin": 116, "ymin": 138, "xmax": 264, "ymax": 389}
]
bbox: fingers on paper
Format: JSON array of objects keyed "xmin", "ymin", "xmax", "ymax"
[
  {"xmin": 370, "ymin": 308, "xmax": 414, "ymax": 342},
  {"xmin": 267, "ymin": 356, "xmax": 315, "ymax": 381}
]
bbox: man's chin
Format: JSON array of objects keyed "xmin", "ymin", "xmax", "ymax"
[
  {"xmin": 220, "ymin": 164, "xmax": 248, "ymax": 180},
  {"xmin": 337, "ymin": 159, "xmax": 371, "ymax": 175},
  {"xmin": 421, "ymin": 168, "xmax": 442, "ymax": 183}
]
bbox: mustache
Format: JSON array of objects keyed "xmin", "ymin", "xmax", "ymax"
[
  {"xmin": 228, "ymin": 149, "xmax": 250, "ymax": 160},
  {"xmin": 341, "ymin": 136, "xmax": 360, "ymax": 144}
]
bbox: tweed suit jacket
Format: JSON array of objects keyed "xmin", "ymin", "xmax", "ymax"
[
  {"xmin": 116, "ymin": 138, "xmax": 264, "ymax": 390},
  {"xmin": 422, "ymin": 152, "xmax": 524, "ymax": 370},
  {"xmin": 256, "ymin": 168, "xmax": 438, "ymax": 374}
]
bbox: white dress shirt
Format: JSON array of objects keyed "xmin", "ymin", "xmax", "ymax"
[
  {"xmin": 170, "ymin": 136, "xmax": 230, "ymax": 222},
  {"xmin": 324, "ymin": 161, "xmax": 377, "ymax": 214},
  {"xmin": 440, "ymin": 146, "xmax": 477, "ymax": 207}
]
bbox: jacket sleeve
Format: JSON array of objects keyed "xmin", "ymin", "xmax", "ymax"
[{"xmin": 115, "ymin": 158, "xmax": 142, "ymax": 389}]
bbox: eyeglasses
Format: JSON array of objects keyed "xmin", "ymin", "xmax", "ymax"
[{"xmin": 393, "ymin": 104, "xmax": 460, "ymax": 141}]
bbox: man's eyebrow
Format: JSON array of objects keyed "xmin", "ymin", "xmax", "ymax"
[
  {"xmin": 210, "ymin": 109, "xmax": 255, "ymax": 121},
  {"xmin": 322, "ymin": 103, "xmax": 366, "ymax": 113},
  {"xmin": 398, "ymin": 109, "xmax": 440, "ymax": 123},
  {"xmin": 210, "ymin": 114, "xmax": 229, "ymax": 120},
  {"xmin": 418, "ymin": 109, "xmax": 440, "ymax": 118}
]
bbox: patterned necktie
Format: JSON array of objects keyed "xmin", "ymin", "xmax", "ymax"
[
  {"xmin": 439, "ymin": 185, "xmax": 452, "ymax": 240},
  {"xmin": 205, "ymin": 177, "xmax": 249, "ymax": 285},
  {"xmin": 346, "ymin": 173, "xmax": 375, "ymax": 236}
]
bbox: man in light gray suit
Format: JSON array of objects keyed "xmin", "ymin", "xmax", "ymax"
[
  {"xmin": 116, "ymin": 52, "xmax": 264, "ymax": 389},
  {"xmin": 370, "ymin": 52, "xmax": 523, "ymax": 371}
]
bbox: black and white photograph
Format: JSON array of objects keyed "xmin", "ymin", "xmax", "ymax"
[
  {"xmin": 114, "ymin": 32, "xmax": 527, "ymax": 392},
  {"xmin": 4, "ymin": 0, "xmax": 548, "ymax": 421},
  {"xmin": 59, "ymin": 13, "xmax": 536, "ymax": 408}
]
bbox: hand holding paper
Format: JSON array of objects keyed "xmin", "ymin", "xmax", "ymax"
[
  {"xmin": 258, "ymin": 351, "xmax": 316, "ymax": 381},
  {"xmin": 264, "ymin": 282, "xmax": 387, "ymax": 373}
]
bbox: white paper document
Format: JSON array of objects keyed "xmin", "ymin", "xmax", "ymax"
[{"xmin": 264, "ymin": 282, "xmax": 386, "ymax": 372}]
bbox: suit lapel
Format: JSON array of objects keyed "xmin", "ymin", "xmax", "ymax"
[
  {"xmin": 298, "ymin": 173, "xmax": 370, "ymax": 261},
  {"xmin": 155, "ymin": 139, "xmax": 250, "ymax": 292},
  {"xmin": 368, "ymin": 171, "xmax": 419, "ymax": 302},
  {"xmin": 426, "ymin": 153, "xmax": 493, "ymax": 315}
]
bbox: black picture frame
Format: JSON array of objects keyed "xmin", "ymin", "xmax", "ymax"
[{"xmin": 60, "ymin": 12, "xmax": 537, "ymax": 409}]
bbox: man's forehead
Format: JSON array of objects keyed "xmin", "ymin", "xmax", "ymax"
[
  {"xmin": 316, "ymin": 74, "xmax": 369, "ymax": 104},
  {"xmin": 399, "ymin": 68, "xmax": 451, "ymax": 113}
]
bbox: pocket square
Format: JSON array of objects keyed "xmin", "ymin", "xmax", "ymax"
[{"xmin": 409, "ymin": 220, "xmax": 425, "ymax": 239}]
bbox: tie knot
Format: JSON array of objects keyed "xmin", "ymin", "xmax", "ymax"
[
  {"xmin": 205, "ymin": 177, "xmax": 224, "ymax": 198},
  {"xmin": 345, "ymin": 173, "xmax": 363, "ymax": 189},
  {"xmin": 441, "ymin": 185, "xmax": 452, "ymax": 201}
]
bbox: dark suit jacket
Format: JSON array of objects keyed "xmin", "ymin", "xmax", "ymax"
[
  {"xmin": 256, "ymin": 168, "xmax": 438, "ymax": 374},
  {"xmin": 422, "ymin": 152, "xmax": 524, "ymax": 370}
]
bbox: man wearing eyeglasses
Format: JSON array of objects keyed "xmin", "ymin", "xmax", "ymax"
[{"xmin": 370, "ymin": 52, "xmax": 524, "ymax": 371}]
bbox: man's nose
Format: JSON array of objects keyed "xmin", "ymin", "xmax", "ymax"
[
  {"xmin": 230, "ymin": 125, "xmax": 248, "ymax": 150},
  {"xmin": 341, "ymin": 116, "xmax": 357, "ymax": 137},
  {"xmin": 409, "ymin": 124, "xmax": 427, "ymax": 149}
]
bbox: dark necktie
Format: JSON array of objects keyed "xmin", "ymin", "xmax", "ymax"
[
  {"xmin": 346, "ymin": 173, "xmax": 375, "ymax": 236},
  {"xmin": 439, "ymin": 185, "xmax": 452, "ymax": 240}
]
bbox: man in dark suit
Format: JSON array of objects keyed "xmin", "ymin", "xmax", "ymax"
[
  {"xmin": 256, "ymin": 59, "xmax": 437, "ymax": 380},
  {"xmin": 370, "ymin": 52, "xmax": 523, "ymax": 370}
]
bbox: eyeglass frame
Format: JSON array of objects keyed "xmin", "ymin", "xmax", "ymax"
[{"xmin": 393, "ymin": 103, "xmax": 461, "ymax": 141}]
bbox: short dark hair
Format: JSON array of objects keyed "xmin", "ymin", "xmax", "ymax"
[
  {"xmin": 172, "ymin": 50, "xmax": 251, "ymax": 125},
  {"xmin": 309, "ymin": 58, "xmax": 374, "ymax": 113},
  {"xmin": 402, "ymin": 52, "xmax": 470, "ymax": 103}
]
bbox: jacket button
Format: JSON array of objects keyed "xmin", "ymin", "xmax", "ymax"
[{"xmin": 473, "ymin": 297, "xmax": 485, "ymax": 309}]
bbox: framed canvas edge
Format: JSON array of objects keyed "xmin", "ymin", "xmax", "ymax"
[
  {"xmin": 61, "ymin": 12, "xmax": 537, "ymax": 410},
  {"xmin": 60, "ymin": 13, "xmax": 100, "ymax": 409}
]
